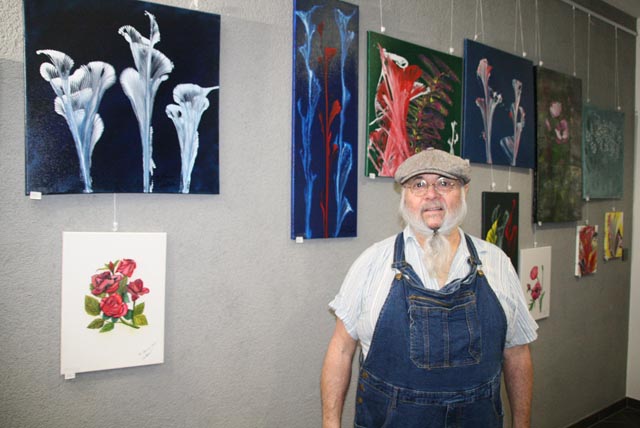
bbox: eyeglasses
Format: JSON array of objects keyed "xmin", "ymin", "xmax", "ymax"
[{"xmin": 404, "ymin": 177, "xmax": 460, "ymax": 196}]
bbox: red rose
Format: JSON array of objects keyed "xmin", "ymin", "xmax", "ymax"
[
  {"xmin": 531, "ymin": 282, "xmax": 542, "ymax": 300},
  {"xmin": 128, "ymin": 279, "xmax": 149, "ymax": 301},
  {"xmin": 91, "ymin": 272, "xmax": 123, "ymax": 295},
  {"xmin": 529, "ymin": 266, "xmax": 539, "ymax": 280},
  {"xmin": 100, "ymin": 294, "xmax": 129, "ymax": 318},
  {"xmin": 116, "ymin": 259, "xmax": 137, "ymax": 277}
]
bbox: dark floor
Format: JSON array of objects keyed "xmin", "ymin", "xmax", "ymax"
[{"xmin": 587, "ymin": 406, "xmax": 640, "ymax": 428}]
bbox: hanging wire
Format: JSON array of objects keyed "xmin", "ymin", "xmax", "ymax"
[
  {"xmin": 534, "ymin": 0, "xmax": 543, "ymax": 65},
  {"xmin": 474, "ymin": 0, "xmax": 485, "ymax": 41},
  {"xmin": 614, "ymin": 27, "xmax": 621, "ymax": 110},
  {"xmin": 379, "ymin": 0, "xmax": 385, "ymax": 32},
  {"xmin": 584, "ymin": 197, "xmax": 590, "ymax": 225},
  {"xmin": 572, "ymin": 6, "xmax": 577, "ymax": 76},
  {"xmin": 516, "ymin": 0, "xmax": 526, "ymax": 56},
  {"xmin": 490, "ymin": 165, "xmax": 496, "ymax": 190},
  {"xmin": 587, "ymin": 14, "xmax": 591, "ymax": 103},
  {"xmin": 189, "ymin": 0, "xmax": 199, "ymax": 10},
  {"xmin": 449, "ymin": 0, "xmax": 455, "ymax": 53},
  {"xmin": 112, "ymin": 194, "xmax": 119, "ymax": 232}
]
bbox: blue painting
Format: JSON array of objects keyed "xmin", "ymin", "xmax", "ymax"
[
  {"xmin": 292, "ymin": 0, "xmax": 358, "ymax": 239},
  {"xmin": 462, "ymin": 39, "xmax": 535, "ymax": 168},
  {"xmin": 582, "ymin": 105, "xmax": 624, "ymax": 199},
  {"xmin": 24, "ymin": 0, "xmax": 220, "ymax": 194}
]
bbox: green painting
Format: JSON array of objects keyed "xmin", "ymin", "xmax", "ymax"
[
  {"xmin": 365, "ymin": 32, "xmax": 462, "ymax": 178},
  {"xmin": 582, "ymin": 105, "xmax": 625, "ymax": 199},
  {"xmin": 534, "ymin": 67, "xmax": 583, "ymax": 223}
]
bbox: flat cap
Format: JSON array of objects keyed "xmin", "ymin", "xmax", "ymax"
[{"xmin": 394, "ymin": 148, "xmax": 471, "ymax": 184}]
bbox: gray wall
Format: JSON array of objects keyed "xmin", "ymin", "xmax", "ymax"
[{"xmin": 0, "ymin": 0, "xmax": 635, "ymax": 427}]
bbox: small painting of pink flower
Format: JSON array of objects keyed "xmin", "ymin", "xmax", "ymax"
[{"xmin": 526, "ymin": 264, "xmax": 545, "ymax": 312}]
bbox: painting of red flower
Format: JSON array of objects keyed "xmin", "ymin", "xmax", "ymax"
[
  {"xmin": 519, "ymin": 246, "xmax": 551, "ymax": 320},
  {"xmin": 85, "ymin": 258, "xmax": 150, "ymax": 333},
  {"xmin": 61, "ymin": 232, "xmax": 166, "ymax": 377}
]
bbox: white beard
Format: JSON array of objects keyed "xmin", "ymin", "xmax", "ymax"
[{"xmin": 399, "ymin": 191, "xmax": 468, "ymax": 281}]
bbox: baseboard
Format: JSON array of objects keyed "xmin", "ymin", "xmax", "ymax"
[
  {"xmin": 565, "ymin": 397, "xmax": 637, "ymax": 428},
  {"xmin": 628, "ymin": 397, "xmax": 640, "ymax": 410}
]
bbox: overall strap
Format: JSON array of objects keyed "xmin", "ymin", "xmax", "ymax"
[
  {"xmin": 464, "ymin": 233, "xmax": 482, "ymax": 271},
  {"xmin": 390, "ymin": 232, "xmax": 424, "ymax": 288}
]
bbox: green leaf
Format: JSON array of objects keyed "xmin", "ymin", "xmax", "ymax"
[
  {"xmin": 117, "ymin": 277, "xmax": 128, "ymax": 294},
  {"xmin": 123, "ymin": 293, "xmax": 130, "ymax": 304},
  {"xmin": 124, "ymin": 310, "xmax": 133, "ymax": 320},
  {"xmin": 87, "ymin": 318, "xmax": 104, "ymax": 329},
  {"xmin": 134, "ymin": 302, "xmax": 145, "ymax": 316},
  {"xmin": 100, "ymin": 322, "xmax": 115, "ymax": 333},
  {"xmin": 84, "ymin": 296, "xmax": 101, "ymax": 316},
  {"xmin": 133, "ymin": 314, "xmax": 148, "ymax": 326}
]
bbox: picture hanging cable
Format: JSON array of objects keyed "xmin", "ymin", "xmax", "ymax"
[
  {"xmin": 490, "ymin": 165, "xmax": 496, "ymax": 190},
  {"xmin": 587, "ymin": 14, "xmax": 591, "ymax": 103},
  {"xmin": 112, "ymin": 194, "xmax": 119, "ymax": 232},
  {"xmin": 379, "ymin": 0, "xmax": 385, "ymax": 32},
  {"xmin": 513, "ymin": 0, "xmax": 526, "ymax": 57},
  {"xmin": 474, "ymin": 0, "xmax": 485, "ymax": 41},
  {"xmin": 534, "ymin": 0, "xmax": 543, "ymax": 65},
  {"xmin": 614, "ymin": 27, "xmax": 621, "ymax": 110},
  {"xmin": 449, "ymin": 0, "xmax": 455, "ymax": 53},
  {"xmin": 189, "ymin": 0, "xmax": 199, "ymax": 10},
  {"xmin": 585, "ymin": 196, "xmax": 590, "ymax": 225},
  {"xmin": 572, "ymin": 6, "xmax": 577, "ymax": 76}
]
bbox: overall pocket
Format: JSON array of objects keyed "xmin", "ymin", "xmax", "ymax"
[{"xmin": 408, "ymin": 294, "xmax": 482, "ymax": 369}]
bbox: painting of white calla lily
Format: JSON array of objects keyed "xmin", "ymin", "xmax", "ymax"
[{"xmin": 24, "ymin": 0, "xmax": 220, "ymax": 194}]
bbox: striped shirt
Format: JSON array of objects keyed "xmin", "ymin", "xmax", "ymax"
[{"xmin": 329, "ymin": 226, "xmax": 538, "ymax": 358}]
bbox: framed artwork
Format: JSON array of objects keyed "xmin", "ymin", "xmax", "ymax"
[
  {"xmin": 582, "ymin": 105, "xmax": 624, "ymax": 199},
  {"xmin": 604, "ymin": 212, "xmax": 623, "ymax": 261},
  {"xmin": 462, "ymin": 39, "xmax": 535, "ymax": 168},
  {"xmin": 291, "ymin": 0, "xmax": 358, "ymax": 239},
  {"xmin": 61, "ymin": 232, "xmax": 167, "ymax": 378},
  {"xmin": 534, "ymin": 67, "xmax": 583, "ymax": 223},
  {"xmin": 25, "ymin": 0, "xmax": 220, "ymax": 194},
  {"xmin": 575, "ymin": 224, "xmax": 598, "ymax": 277},
  {"xmin": 519, "ymin": 246, "xmax": 551, "ymax": 320},
  {"xmin": 481, "ymin": 192, "xmax": 519, "ymax": 270},
  {"xmin": 365, "ymin": 31, "xmax": 462, "ymax": 177}
]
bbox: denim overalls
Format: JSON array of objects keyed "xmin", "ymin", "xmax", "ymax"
[{"xmin": 354, "ymin": 233, "xmax": 507, "ymax": 428}]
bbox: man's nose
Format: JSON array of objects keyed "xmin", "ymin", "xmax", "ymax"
[{"xmin": 422, "ymin": 183, "xmax": 440, "ymax": 198}]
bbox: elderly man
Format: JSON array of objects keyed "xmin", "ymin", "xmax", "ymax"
[{"xmin": 321, "ymin": 148, "xmax": 538, "ymax": 428}]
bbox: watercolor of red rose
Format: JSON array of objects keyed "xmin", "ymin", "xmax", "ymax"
[{"xmin": 84, "ymin": 259, "xmax": 150, "ymax": 333}]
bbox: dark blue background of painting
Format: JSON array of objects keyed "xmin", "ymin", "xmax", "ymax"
[
  {"xmin": 24, "ymin": 0, "xmax": 220, "ymax": 194},
  {"xmin": 462, "ymin": 39, "xmax": 535, "ymax": 169},
  {"xmin": 291, "ymin": 0, "xmax": 358, "ymax": 239}
]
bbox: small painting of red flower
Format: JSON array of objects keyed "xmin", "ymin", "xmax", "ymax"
[
  {"xmin": 84, "ymin": 259, "xmax": 150, "ymax": 333},
  {"xmin": 526, "ymin": 264, "xmax": 545, "ymax": 312}
]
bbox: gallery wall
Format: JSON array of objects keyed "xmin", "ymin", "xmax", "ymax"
[
  {"xmin": 0, "ymin": 0, "xmax": 636, "ymax": 427},
  {"xmin": 629, "ymin": 17, "xmax": 640, "ymax": 401}
]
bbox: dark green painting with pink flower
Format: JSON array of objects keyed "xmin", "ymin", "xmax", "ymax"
[
  {"xmin": 84, "ymin": 259, "xmax": 150, "ymax": 333},
  {"xmin": 534, "ymin": 67, "xmax": 583, "ymax": 223}
]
